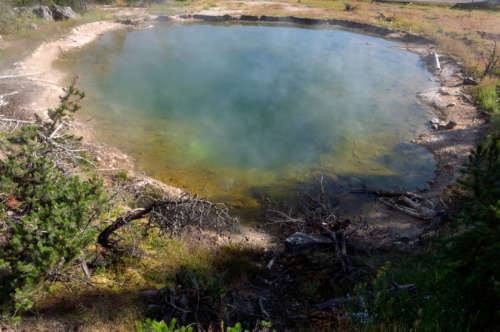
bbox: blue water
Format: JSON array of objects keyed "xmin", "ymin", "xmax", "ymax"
[{"xmin": 62, "ymin": 22, "xmax": 438, "ymax": 219}]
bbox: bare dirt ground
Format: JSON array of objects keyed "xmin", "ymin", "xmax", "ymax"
[{"xmin": 0, "ymin": 7, "xmax": 489, "ymax": 254}]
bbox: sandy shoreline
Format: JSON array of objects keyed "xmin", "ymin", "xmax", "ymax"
[
  {"xmin": 24, "ymin": 21, "xmax": 125, "ymax": 114},
  {"xmin": 0, "ymin": 14, "xmax": 489, "ymax": 249}
]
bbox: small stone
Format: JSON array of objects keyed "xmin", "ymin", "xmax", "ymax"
[
  {"xmin": 285, "ymin": 232, "xmax": 332, "ymax": 254},
  {"xmin": 463, "ymin": 77, "xmax": 478, "ymax": 85},
  {"xmin": 13, "ymin": 62, "xmax": 26, "ymax": 69},
  {"xmin": 447, "ymin": 103, "xmax": 456, "ymax": 107},
  {"xmin": 430, "ymin": 118, "xmax": 440, "ymax": 124},
  {"xmin": 28, "ymin": 23, "xmax": 38, "ymax": 30},
  {"xmin": 429, "ymin": 78, "xmax": 433, "ymax": 81},
  {"xmin": 445, "ymin": 120, "xmax": 457, "ymax": 129},
  {"xmin": 408, "ymin": 241, "xmax": 415, "ymax": 245},
  {"xmin": 393, "ymin": 241, "xmax": 402, "ymax": 245},
  {"xmin": 431, "ymin": 124, "xmax": 438, "ymax": 130}
]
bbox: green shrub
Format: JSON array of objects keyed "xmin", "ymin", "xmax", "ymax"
[
  {"xmin": 474, "ymin": 78, "xmax": 500, "ymax": 114},
  {"xmin": 137, "ymin": 318, "xmax": 193, "ymax": 332},
  {"xmin": 440, "ymin": 131, "xmax": 500, "ymax": 326},
  {"xmin": 0, "ymin": 125, "xmax": 106, "ymax": 314},
  {"xmin": 137, "ymin": 319, "xmax": 275, "ymax": 332}
]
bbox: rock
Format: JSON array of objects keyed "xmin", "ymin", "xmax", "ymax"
[
  {"xmin": 30, "ymin": 5, "xmax": 53, "ymax": 20},
  {"xmin": 408, "ymin": 241, "xmax": 415, "ymax": 245},
  {"xmin": 447, "ymin": 103, "xmax": 456, "ymax": 107},
  {"xmin": 463, "ymin": 77, "xmax": 478, "ymax": 85},
  {"xmin": 477, "ymin": 30, "xmax": 500, "ymax": 41},
  {"xmin": 417, "ymin": 87, "xmax": 447, "ymax": 109},
  {"xmin": 421, "ymin": 231, "xmax": 436, "ymax": 239},
  {"xmin": 13, "ymin": 62, "xmax": 26, "ymax": 69},
  {"xmin": 51, "ymin": 5, "xmax": 78, "ymax": 21},
  {"xmin": 439, "ymin": 86, "xmax": 461, "ymax": 96},
  {"xmin": 431, "ymin": 123, "xmax": 439, "ymax": 130},
  {"xmin": 28, "ymin": 23, "xmax": 38, "ymax": 30},
  {"xmin": 461, "ymin": 93, "xmax": 474, "ymax": 104},
  {"xmin": 119, "ymin": 18, "xmax": 145, "ymax": 25},
  {"xmin": 284, "ymin": 232, "xmax": 332, "ymax": 254},
  {"xmin": 461, "ymin": 36, "xmax": 473, "ymax": 45},
  {"xmin": 430, "ymin": 118, "xmax": 440, "ymax": 124},
  {"xmin": 444, "ymin": 120, "xmax": 457, "ymax": 129}
]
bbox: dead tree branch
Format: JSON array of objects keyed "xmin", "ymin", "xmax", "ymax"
[
  {"xmin": 377, "ymin": 13, "xmax": 396, "ymax": 22},
  {"xmin": 483, "ymin": 40, "xmax": 500, "ymax": 77},
  {"xmin": 98, "ymin": 192, "xmax": 238, "ymax": 249},
  {"xmin": 381, "ymin": 195, "xmax": 438, "ymax": 220}
]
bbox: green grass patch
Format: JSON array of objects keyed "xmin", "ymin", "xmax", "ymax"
[
  {"xmin": 346, "ymin": 252, "xmax": 477, "ymax": 332},
  {"xmin": 473, "ymin": 77, "xmax": 500, "ymax": 131}
]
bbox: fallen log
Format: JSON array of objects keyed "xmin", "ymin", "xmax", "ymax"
[
  {"xmin": 381, "ymin": 197, "xmax": 437, "ymax": 220},
  {"xmin": 312, "ymin": 283, "xmax": 417, "ymax": 311},
  {"xmin": 0, "ymin": 117, "xmax": 35, "ymax": 124},
  {"xmin": 350, "ymin": 189, "xmax": 423, "ymax": 199}
]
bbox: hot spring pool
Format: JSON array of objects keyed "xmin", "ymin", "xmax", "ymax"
[{"xmin": 58, "ymin": 21, "xmax": 438, "ymax": 221}]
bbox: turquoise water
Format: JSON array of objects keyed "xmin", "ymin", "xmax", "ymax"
[{"xmin": 61, "ymin": 22, "xmax": 438, "ymax": 219}]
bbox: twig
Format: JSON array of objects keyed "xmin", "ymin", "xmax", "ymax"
[
  {"xmin": 0, "ymin": 91, "xmax": 19, "ymax": 98},
  {"xmin": 468, "ymin": 117, "xmax": 477, "ymax": 127},
  {"xmin": 49, "ymin": 122, "xmax": 66, "ymax": 139},
  {"xmin": 0, "ymin": 72, "xmax": 43, "ymax": 79},
  {"xmin": 258, "ymin": 297, "xmax": 270, "ymax": 319},
  {"xmin": 266, "ymin": 256, "xmax": 277, "ymax": 270},
  {"xmin": 28, "ymin": 79, "xmax": 63, "ymax": 86}
]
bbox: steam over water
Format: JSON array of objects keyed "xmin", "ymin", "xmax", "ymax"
[{"xmin": 64, "ymin": 22, "xmax": 438, "ymax": 220}]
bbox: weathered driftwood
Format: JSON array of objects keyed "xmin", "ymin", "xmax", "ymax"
[
  {"xmin": 266, "ymin": 256, "xmax": 277, "ymax": 270},
  {"xmin": 258, "ymin": 297, "xmax": 270, "ymax": 319},
  {"xmin": 0, "ymin": 91, "xmax": 19, "ymax": 98},
  {"xmin": 381, "ymin": 196, "xmax": 438, "ymax": 220},
  {"xmin": 0, "ymin": 117, "xmax": 35, "ymax": 124},
  {"xmin": 0, "ymin": 72, "xmax": 43, "ymax": 79},
  {"xmin": 433, "ymin": 52, "xmax": 441, "ymax": 71},
  {"xmin": 353, "ymin": 188, "xmax": 440, "ymax": 220},
  {"xmin": 98, "ymin": 193, "xmax": 237, "ymax": 249},
  {"xmin": 350, "ymin": 189, "xmax": 423, "ymax": 199}
]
